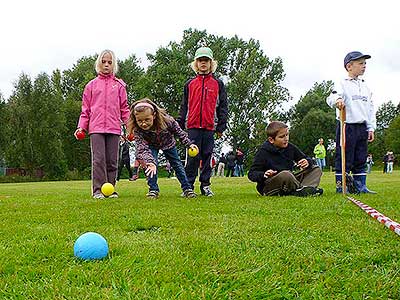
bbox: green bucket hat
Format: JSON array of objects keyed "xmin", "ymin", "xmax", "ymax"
[{"xmin": 194, "ymin": 47, "xmax": 213, "ymax": 60}]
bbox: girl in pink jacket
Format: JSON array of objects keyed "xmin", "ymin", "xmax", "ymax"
[{"xmin": 74, "ymin": 50, "xmax": 130, "ymax": 199}]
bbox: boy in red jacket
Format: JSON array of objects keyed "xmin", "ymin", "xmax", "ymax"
[{"xmin": 178, "ymin": 47, "xmax": 228, "ymax": 197}]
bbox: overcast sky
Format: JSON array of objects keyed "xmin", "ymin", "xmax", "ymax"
[{"xmin": 2, "ymin": 0, "xmax": 399, "ymax": 108}]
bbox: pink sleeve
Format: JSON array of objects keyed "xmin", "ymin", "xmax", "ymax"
[
  {"xmin": 77, "ymin": 83, "xmax": 91, "ymax": 130},
  {"xmin": 119, "ymin": 85, "xmax": 131, "ymax": 125}
]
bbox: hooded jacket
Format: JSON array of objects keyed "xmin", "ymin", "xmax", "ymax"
[
  {"xmin": 78, "ymin": 73, "xmax": 130, "ymax": 135},
  {"xmin": 248, "ymin": 141, "xmax": 314, "ymax": 194},
  {"xmin": 178, "ymin": 73, "xmax": 228, "ymax": 132}
]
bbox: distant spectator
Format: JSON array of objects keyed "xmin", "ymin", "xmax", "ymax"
[
  {"xmin": 210, "ymin": 154, "xmax": 217, "ymax": 176},
  {"xmin": 313, "ymin": 138, "xmax": 326, "ymax": 169},
  {"xmin": 226, "ymin": 151, "xmax": 236, "ymax": 177},
  {"xmin": 383, "ymin": 152, "xmax": 389, "ymax": 173},
  {"xmin": 217, "ymin": 153, "xmax": 227, "ymax": 177},
  {"xmin": 235, "ymin": 148, "xmax": 245, "ymax": 177},
  {"xmin": 117, "ymin": 136, "xmax": 133, "ymax": 181},
  {"xmin": 387, "ymin": 151, "xmax": 395, "ymax": 173},
  {"xmin": 366, "ymin": 153, "xmax": 374, "ymax": 174}
]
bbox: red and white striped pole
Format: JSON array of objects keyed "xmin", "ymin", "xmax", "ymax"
[{"xmin": 347, "ymin": 196, "xmax": 400, "ymax": 237}]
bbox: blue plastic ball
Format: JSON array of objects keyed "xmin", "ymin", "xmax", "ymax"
[{"xmin": 73, "ymin": 232, "xmax": 109, "ymax": 260}]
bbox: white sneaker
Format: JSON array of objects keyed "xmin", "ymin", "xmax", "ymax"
[
  {"xmin": 93, "ymin": 193, "xmax": 105, "ymax": 199},
  {"xmin": 200, "ymin": 186, "xmax": 214, "ymax": 197}
]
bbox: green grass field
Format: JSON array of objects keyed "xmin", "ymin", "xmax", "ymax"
[{"xmin": 0, "ymin": 171, "xmax": 399, "ymax": 299}]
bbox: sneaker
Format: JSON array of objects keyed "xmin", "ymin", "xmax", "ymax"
[
  {"xmin": 109, "ymin": 192, "xmax": 119, "ymax": 198},
  {"xmin": 146, "ymin": 190, "xmax": 159, "ymax": 199},
  {"xmin": 200, "ymin": 186, "xmax": 214, "ymax": 197},
  {"xmin": 292, "ymin": 186, "xmax": 322, "ymax": 197},
  {"xmin": 129, "ymin": 174, "xmax": 139, "ymax": 181},
  {"xmin": 182, "ymin": 189, "xmax": 197, "ymax": 198},
  {"xmin": 93, "ymin": 193, "xmax": 105, "ymax": 199}
]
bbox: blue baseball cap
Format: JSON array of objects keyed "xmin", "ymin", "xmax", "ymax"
[{"xmin": 344, "ymin": 51, "xmax": 371, "ymax": 68}]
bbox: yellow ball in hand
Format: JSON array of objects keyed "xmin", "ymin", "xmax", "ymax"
[
  {"xmin": 188, "ymin": 147, "xmax": 199, "ymax": 157},
  {"xmin": 101, "ymin": 183, "xmax": 114, "ymax": 197}
]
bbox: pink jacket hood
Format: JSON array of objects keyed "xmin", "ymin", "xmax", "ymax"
[{"xmin": 78, "ymin": 73, "xmax": 130, "ymax": 135}]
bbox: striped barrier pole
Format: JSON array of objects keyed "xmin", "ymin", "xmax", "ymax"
[{"xmin": 346, "ymin": 196, "xmax": 400, "ymax": 237}]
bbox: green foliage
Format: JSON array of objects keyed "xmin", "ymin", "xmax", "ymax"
[
  {"xmin": 290, "ymin": 109, "xmax": 336, "ymax": 156},
  {"xmin": 61, "ymin": 56, "xmax": 97, "ymax": 102},
  {"xmin": 33, "ymin": 73, "xmax": 67, "ymax": 178},
  {"xmin": 143, "ymin": 29, "xmax": 201, "ymax": 115},
  {"xmin": 286, "ymin": 81, "xmax": 336, "ymax": 156},
  {"xmin": 369, "ymin": 101, "xmax": 400, "ymax": 162},
  {"xmin": 118, "ymin": 55, "xmax": 145, "ymax": 105},
  {"xmin": 5, "ymin": 73, "xmax": 67, "ymax": 178},
  {"xmin": 0, "ymin": 94, "xmax": 8, "ymax": 163},
  {"xmin": 385, "ymin": 115, "xmax": 400, "ymax": 154},
  {"xmin": 0, "ymin": 174, "xmax": 399, "ymax": 298},
  {"xmin": 376, "ymin": 100, "xmax": 400, "ymax": 131},
  {"xmin": 5, "ymin": 73, "xmax": 34, "ymax": 168},
  {"xmin": 223, "ymin": 36, "xmax": 290, "ymax": 156}
]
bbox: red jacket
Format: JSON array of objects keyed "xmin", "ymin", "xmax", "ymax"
[{"xmin": 178, "ymin": 73, "xmax": 228, "ymax": 132}]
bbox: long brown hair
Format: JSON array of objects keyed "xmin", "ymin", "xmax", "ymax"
[{"xmin": 127, "ymin": 98, "xmax": 171, "ymax": 132}]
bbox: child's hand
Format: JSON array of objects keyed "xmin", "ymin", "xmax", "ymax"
[
  {"xmin": 336, "ymin": 98, "xmax": 345, "ymax": 110},
  {"xmin": 189, "ymin": 144, "xmax": 199, "ymax": 152},
  {"xmin": 264, "ymin": 169, "xmax": 277, "ymax": 178},
  {"xmin": 145, "ymin": 163, "xmax": 157, "ymax": 178},
  {"xmin": 297, "ymin": 159, "xmax": 309, "ymax": 169},
  {"xmin": 74, "ymin": 128, "xmax": 85, "ymax": 140}
]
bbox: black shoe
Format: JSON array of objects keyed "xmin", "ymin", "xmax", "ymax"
[{"xmin": 292, "ymin": 186, "xmax": 323, "ymax": 197}]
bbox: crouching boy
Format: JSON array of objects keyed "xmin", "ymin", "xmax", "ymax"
[{"xmin": 248, "ymin": 121, "xmax": 323, "ymax": 196}]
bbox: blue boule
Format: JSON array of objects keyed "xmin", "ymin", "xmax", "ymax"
[{"xmin": 73, "ymin": 232, "xmax": 109, "ymax": 260}]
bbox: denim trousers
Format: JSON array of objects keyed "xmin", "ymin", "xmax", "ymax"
[
  {"xmin": 147, "ymin": 146, "xmax": 191, "ymax": 192},
  {"xmin": 316, "ymin": 158, "xmax": 326, "ymax": 169}
]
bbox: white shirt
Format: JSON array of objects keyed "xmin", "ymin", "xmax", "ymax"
[{"xmin": 326, "ymin": 77, "xmax": 376, "ymax": 131}]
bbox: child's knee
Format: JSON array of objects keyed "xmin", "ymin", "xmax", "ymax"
[{"xmin": 277, "ymin": 170, "xmax": 296, "ymax": 181}]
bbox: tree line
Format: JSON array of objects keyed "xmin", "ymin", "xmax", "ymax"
[{"xmin": 0, "ymin": 28, "xmax": 399, "ymax": 180}]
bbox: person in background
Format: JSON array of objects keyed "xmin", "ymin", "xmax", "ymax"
[
  {"xmin": 383, "ymin": 152, "xmax": 389, "ymax": 173},
  {"xmin": 235, "ymin": 148, "xmax": 245, "ymax": 177},
  {"xmin": 387, "ymin": 151, "xmax": 395, "ymax": 173},
  {"xmin": 216, "ymin": 153, "xmax": 227, "ymax": 177},
  {"xmin": 226, "ymin": 151, "xmax": 236, "ymax": 177},
  {"xmin": 313, "ymin": 138, "xmax": 326, "ymax": 170},
  {"xmin": 117, "ymin": 136, "xmax": 133, "ymax": 181},
  {"xmin": 366, "ymin": 153, "xmax": 374, "ymax": 174}
]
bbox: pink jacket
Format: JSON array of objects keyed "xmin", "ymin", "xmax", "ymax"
[{"xmin": 78, "ymin": 73, "xmax": 130, "ymax": 135}]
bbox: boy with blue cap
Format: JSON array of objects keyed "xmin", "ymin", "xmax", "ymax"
[{"xmin": 326, "ymin": 51, "xmax": 377, "ymax": 194}]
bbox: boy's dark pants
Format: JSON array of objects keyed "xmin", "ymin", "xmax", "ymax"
[
  {"xmin": 262, "ymin": 166, "xmax": 322, "ymax": 196},
  {"xmin": 185, "ymin": 128, "xmax": 214, "ymax": 189},
  {"xmin": 90, "ymin": 133, "xmax": 120, "ymax": 196},
  {"xmin": 334, "ymin": 122, "xmax": 368, "ymax": 175}
]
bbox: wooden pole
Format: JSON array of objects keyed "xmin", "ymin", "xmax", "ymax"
[{"xmin": 340, "ymin": 108, "xmax": 346, "ymax": 195}]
